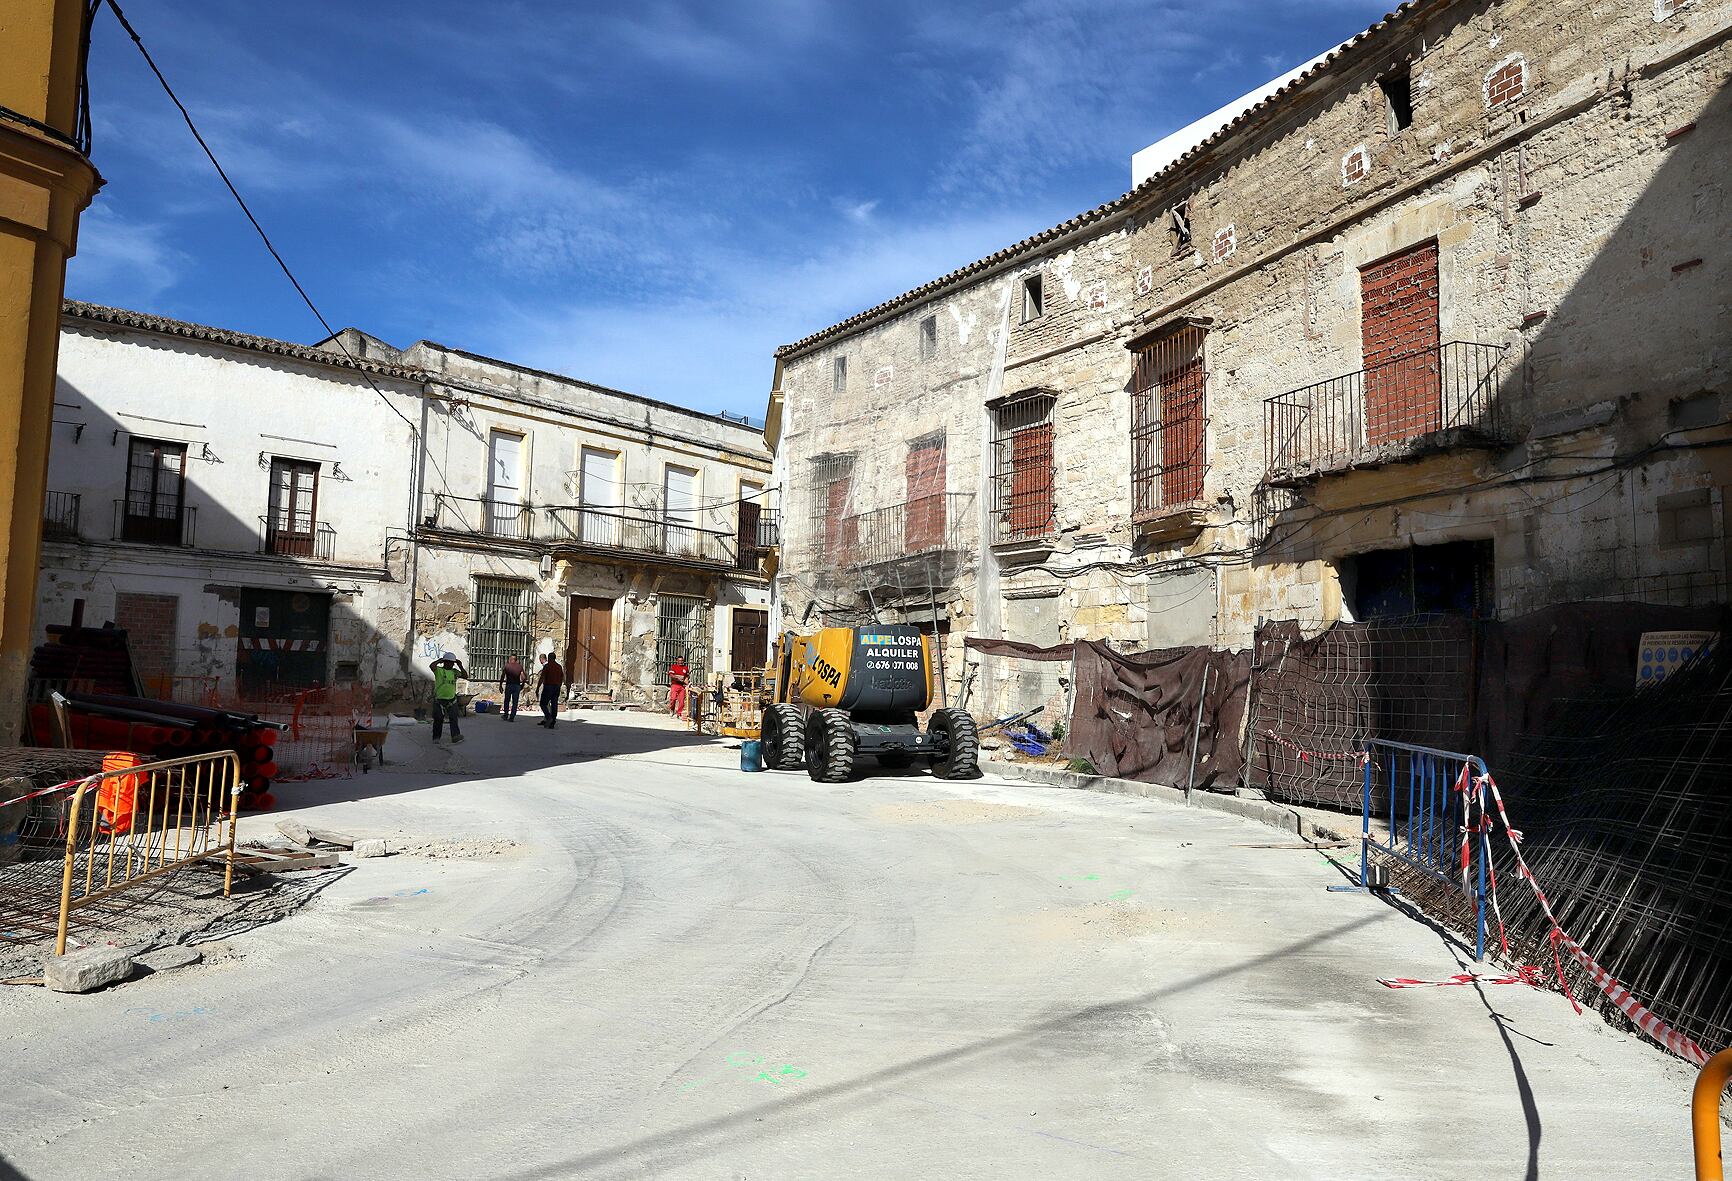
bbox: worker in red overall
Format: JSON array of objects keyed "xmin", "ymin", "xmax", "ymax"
[{"xmin": 668, "ymin": 656, "xmax": 690, "ymax": 720}]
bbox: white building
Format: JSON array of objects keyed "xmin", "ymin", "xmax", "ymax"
[
  {"xmin": 42, "ymin": 302, "xmax": 422, "ymax": 702},
  {"xmin": 35, "ymin": 302, "xmax": 776, "ymax": 709}
]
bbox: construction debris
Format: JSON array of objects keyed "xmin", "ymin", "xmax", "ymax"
[
  {"xmin": 44, "ymin": 946, "xmax": 134, "ymax": 993},
  {"xmin": 275, "ymin": 819, "xmax": 358, "ymax": 849}
]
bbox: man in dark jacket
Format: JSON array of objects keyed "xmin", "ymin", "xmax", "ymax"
[{"xmin": 537, "ymin": 653, "xmax": 565, "ymax": 728}]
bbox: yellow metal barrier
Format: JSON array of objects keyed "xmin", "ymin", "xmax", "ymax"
[
  {"xmin": 54, "ymin": 751, "xmax": 242, "ymax": 956},
  {"xmin": 714, "ymin": 669, "xmax": 766, "ymax": 739},
  {"xmin": 1696, "ymin": 1046, "xmax": 1732, "ymax": 1181}
]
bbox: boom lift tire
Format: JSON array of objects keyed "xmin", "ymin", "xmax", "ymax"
[
  {"xmin": 761, "ymin": 703, "xmax": 806, "ymax": 770},
  {"xmin": 804, "ymin": 708, "xmax": 858, "ymax": 783},
  {"xmin": 926, "ymin": 707, "xmax": 980, "ymax": 780}
]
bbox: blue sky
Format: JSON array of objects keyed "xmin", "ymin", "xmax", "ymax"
[{"xmin": 70, "ymin": 0, "xmax": 1392, "ymax": 417}]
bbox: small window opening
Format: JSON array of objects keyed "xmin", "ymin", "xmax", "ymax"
[
  {"xmin": 1021, "ymin": 274, "xmax": 1044, "ymax": 323},
  {"xmin": 832, "ymin": 356, "xmax": 848, "ymax": 393},
  {"xmin": 1380, "ymin": 66, "xmax": 1414, "ymax": 134},
  {"xmin": 1169, "ymin": 199, "xmax": 1192, "ymax": 251},
  {"xmin": 919, "ymin": 315, "xmax": 938, "ymax": 359}
]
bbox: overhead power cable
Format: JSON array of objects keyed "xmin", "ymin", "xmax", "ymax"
[{"xmin": 100, "ymin": 0, "xmax": 419, "ymax": 439}]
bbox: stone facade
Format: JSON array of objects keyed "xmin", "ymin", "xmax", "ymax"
[{"xmin": 770, "ymin": 0, "xmax": 1732, "ymax": 689}]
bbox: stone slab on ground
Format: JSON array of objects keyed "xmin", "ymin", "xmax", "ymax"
[
  {"xmin": 352, "ymin": 838, "xmax": 388, "ymax": 858},
  {"xmin": 43, "ymin": 947, "xmax": 134, "ymax": 993},
  {"xmin": 136, "ymin": 946, "xmax": 202, "ymax": 973}
]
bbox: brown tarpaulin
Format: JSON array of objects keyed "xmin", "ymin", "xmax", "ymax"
[{"xmin": 963, "ymin": 637, "xmax": 1250, "ymax": 790}]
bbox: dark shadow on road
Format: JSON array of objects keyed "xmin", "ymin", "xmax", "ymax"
[
  {"xmin": 1374, "ymin": 885, "xmax": 1545, "ymax": 1181},
  {"xmin": 500, "ymin": 912, "xmax": 1392, "ymax": 1179}
]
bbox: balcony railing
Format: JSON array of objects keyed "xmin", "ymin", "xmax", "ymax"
[
  {"xmin": 43, "ymin": 491, "xmax": 79, "ymax": 541},
  {"xmin": 113, "ymin": 499, "xmax": 196, "ymax": 547},
  {"xmin": 839, "ymin": 493, "xmax": 972, "ymax": 569},
  {"xmin": 1263, "ymin": 341, "xmax": 1512, "ymax": 484},
  {"xmin": 260, "ymin": 517, "xmax": 336, "ymax": 561},
  {"xmin": 420, "ymin": 493, "xmax": 740, "ymax": 568}
]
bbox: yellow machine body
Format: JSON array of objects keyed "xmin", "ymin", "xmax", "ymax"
[{"xmin": 773, "ymin": 626, "xmax": 934, "ymax": 713}]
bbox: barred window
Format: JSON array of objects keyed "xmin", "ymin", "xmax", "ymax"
[
  {"xmin": 1130, "ymin": 325, "xmax": 1207, "ymax": 518},
  {"xmin": 989, "ymin": 391, "xmax": 1056, "ymax": 542},
  {"xmin": 469, "ymin": 577, "xmax": 533, "ymax": 681},
  {"xmin": 655, "ymin": 594, "xmax": 710, "ymax": 686}
]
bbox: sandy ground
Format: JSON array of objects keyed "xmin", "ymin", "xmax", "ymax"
[{"xmin": 0, "ymin": 708, "xmax": 1701, "ymax": 1180}]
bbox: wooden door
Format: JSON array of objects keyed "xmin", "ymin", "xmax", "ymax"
[
  {"xmin": 565, "ymin": 595, "xmax": 613, "ymax": 694},
  {"xmin": 268, "ymin": 458, "xmax": 320, "ymax": 555},
  {"xmin": 730, "ymin": 608, "xmax": 768, "ymax": 675}
]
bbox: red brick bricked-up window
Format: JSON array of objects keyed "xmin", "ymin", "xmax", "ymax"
[
  {"xmin": 1130, "ymin": 328, "xmax": 1207, "ymax": 516},
  {"xmin": 1360, "ymin": 240, "xmax": 1441, "ymax": 446},
  {"xmin": 904, "ymin": 435, "xmax": 947, "ymax": 552},
  {"xmin": 115, "ymin": 592, "xmax": 179, "ymax": 697},
  {"xmin": 1485, "ymin": 57, "xmax": 1526, "ymax": 107}
]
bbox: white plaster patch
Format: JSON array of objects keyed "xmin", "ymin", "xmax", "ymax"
[
  {"xmin": 1084, "ymin": 281, "xmax": 1107, "ymax": 310},
  {"xmin": 873, "ymin": 366, "xmax": 893, "ymax": 390},
  {"xmin": 1052, "ymin": 251, "xmax": 1083, "ymax": 302},
  {"xmin": 1654, "ymin": 0, "xmax": 1694, "ymax": 19},
  {"xmin": 946, "ymin": 303, "xmax": 978, "ymax": 346},
  {"xmin": 1135, "ymin": 265, "xmax": 1154, "ymax": 296}
]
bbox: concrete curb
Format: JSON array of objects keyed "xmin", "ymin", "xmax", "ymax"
[{"xmin": 982, "ymin": 760, "xmax": 1357, "ymax": 844}]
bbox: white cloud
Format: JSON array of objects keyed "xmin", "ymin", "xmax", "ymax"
[
  {"xmin": 469, "ymin": 208, "xmax": 1053, "ymax": 415},
  {"xmin": 65, "ymin": 204, "xmax": 188, "ymax": 304}
]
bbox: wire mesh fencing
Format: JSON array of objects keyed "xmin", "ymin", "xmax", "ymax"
[
  {"xmin": 1249, "ymin": 615, "xmax": 1475, "ymax": 808},
  {"xmin": 1389, "ymin": 644, "xmax": 1732, "ymax": 1058}
]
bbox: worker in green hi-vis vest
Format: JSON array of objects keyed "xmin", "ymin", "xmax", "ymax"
[{"xmin": 430, "ymin": 651, "xmax": 469, "ymax": 744}]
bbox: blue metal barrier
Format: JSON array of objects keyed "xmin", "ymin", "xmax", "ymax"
[{"xmin": 1360, "ymin": 739, "xmax": 1489, "ymax": 960}]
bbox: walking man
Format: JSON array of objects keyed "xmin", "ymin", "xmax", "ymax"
[
  {"xmin": 500, "ymin": 654, "xmax": 525, "ymax": 721},
  {"xmin": 537, "ymin": 651, "xmax": 565, "ymax": 728},
  {"xmin": 667, "ymin": 654, "xmax": 690, "ymax": 721},
  {"xmin": 430, "ymin": 651, "xmax": 468, "ymax": 744}
]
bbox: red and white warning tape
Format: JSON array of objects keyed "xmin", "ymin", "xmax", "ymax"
[
  {"xmin": 1262, "ymin": 730, "xmax": 1370, "ymax": 765},
  {"xmin": 0, "ymin": 778, "xmax": 83, "ymax": 811},
  {"xmin": 1472, "ymin": 769, "xmax": 1709, "ymax": 1067},
  {"xmin": 1379, "ymin": 966, "xmax": 1546, "ymax": 989}
]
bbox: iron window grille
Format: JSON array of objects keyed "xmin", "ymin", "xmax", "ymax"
[
  {"xmin": 809, "ymin": 453, "xmax": 856, "ymax": 563},
  {"xmin": 655, "ymin": 594, "xmax": 710, "ymax": 686},
  {"xmin": 989, "ymin": 390, "xmax": 1057, "ymax": 543},
  {"xmin": 469, "ymin": 577, "xmax": 534, "ymax": 682},
  {"xmin": 1130, "ymin": 325, "xmax": 1208, "ymax": 519}
]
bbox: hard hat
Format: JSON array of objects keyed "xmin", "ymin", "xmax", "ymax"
[{"xmin": 441, "ymin": 651, "xmax": 456, "ymax": 662}]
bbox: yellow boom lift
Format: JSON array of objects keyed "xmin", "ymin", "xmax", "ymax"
[{"xmin": 759, "ymin": 625, "xmax": 978, "ymax": 782}]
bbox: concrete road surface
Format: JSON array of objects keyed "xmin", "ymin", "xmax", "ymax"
[{"xmin": 0, "ymin": 711, "xmax": 1698, "ymax": 1179}]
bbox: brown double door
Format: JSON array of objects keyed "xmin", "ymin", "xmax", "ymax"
[
  {"xmin": 730, "ymin": 608, "xmax": 768, "ymax": 675},
  {"xmin": 565, "ymin": 595, "xmax": 614, "ymax": 695}
]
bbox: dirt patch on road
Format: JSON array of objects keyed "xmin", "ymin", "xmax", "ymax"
[
  {"xmin": 871, "ymin": 800, "xmax": 1045, "ymax": 825},
  {"xmin": 1010, "ymin": 902, "xmax": 1172, "ymax": 942},
  {"xmin": 396, "ymin": 837, "xmax": 522, "ymax": 860}
]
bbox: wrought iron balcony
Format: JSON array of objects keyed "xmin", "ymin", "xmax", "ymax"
[
  {"xmin": 419, "ymin": 493, "xmax": 740, "ymax": 569},
  {"xmin": 113, "ymin": 499, "xmax": 196, "ymax": 547},
  {"xmin": 839, "ymin": 493, "xmax": 972, "ymax": 569},
  {"xmin": 735, "ymin": 507, "xmax": 779, "ymax": 571},
  {"xmin": 259, "ymin": 517, "xmax": 336, "ymax": 561},
  {"xmin": 43, "ymin": 491, "xmax": 80, "ymax": 541},
  {"xmin": 1262, "ymin": 341, "xmax": 1513, "ymax": 485}
]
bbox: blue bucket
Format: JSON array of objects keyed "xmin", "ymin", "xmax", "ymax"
[{"xmin": 740, "ymin": 739, "xmax": 763, "ymax": 772}]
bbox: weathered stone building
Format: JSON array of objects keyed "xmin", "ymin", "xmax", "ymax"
[
  {"xmin": 769, "ymin": 0, "xmax": 1730, "ymax": 706},
  {"xmin": 39, "ymin": 303, "xmax": 775, "ymax": 708}
]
